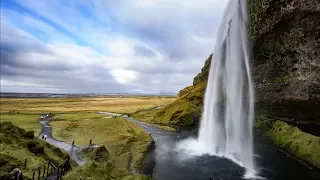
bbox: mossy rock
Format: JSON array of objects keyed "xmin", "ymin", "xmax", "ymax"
[
  {"xmin": 92, "ymin": 146, "xmax": 110, "ymax": 162},
  {"xmin": 23, "ymin": 131, "xmax": 35, "ymax": 139},
  {"xmin": 0, "ymin": 153, "xmax": 24, "ymax": 176}
]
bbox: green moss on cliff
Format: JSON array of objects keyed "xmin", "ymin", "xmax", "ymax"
[
  {"xmin": 132, "ymin": 55, "xmax": 211, "ymax": 126},
  {"xmin": 132, "ymin": 81, "xmax": 206, "ymax": 126},
  {"xmin": 256, "ymin": 120, "xmax": 320, "ymax": 168}
]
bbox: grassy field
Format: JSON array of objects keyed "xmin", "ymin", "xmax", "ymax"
[
  {"xmin": 50, "ymin": 116, "xmax": 152, "ymax": 179},
  {"xmin": 0, "ymin": 96, "xmax": 174, "ymax": 179},
  {"xmin": 0, "ymin": 113, "xmax": 41, "ymax": 136},
  {"xmin": 0, "ymin": 97, "xmax": 175, "ymax": 114}
]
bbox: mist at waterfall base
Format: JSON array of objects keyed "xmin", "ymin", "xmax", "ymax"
[{"xmin": 177, "ymin": 0, "xmax": 258, "ymax": 178}]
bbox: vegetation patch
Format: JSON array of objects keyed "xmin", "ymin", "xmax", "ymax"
[{"xmin": 256, "ymin": 119, "xmax": 320, "ymax": 168}]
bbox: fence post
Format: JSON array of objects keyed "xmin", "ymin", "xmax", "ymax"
[
  {"xmin": 38, "ymin": 168, "xmax": 40, "ymax": 180},
  {"xmin": 43, "ymin": 165, "xmax": 46, "ymax": 178},
  {"xmin": 47, "ymin": 163, "xmax": 49, "ymax": 176},
  {"xmin": 57, "ymin": 168, "xmax": 60, "ymax": 179}
]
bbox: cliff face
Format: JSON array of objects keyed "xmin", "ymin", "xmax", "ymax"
[
  {"xmin": 250, "ymin": 0, "xmax": 320, "ymax": 168},
  {"xmin": 249, "ymin": 0, "xmax": 320, "ymax": 121}
]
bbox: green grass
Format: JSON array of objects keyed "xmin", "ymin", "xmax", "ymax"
[
  {"xmin": 64, "ymin": 160, "xmax": 151, "ymax": 180},
  {"xmin": 0, "ymin": 113, "xmax": 41, "ymax": 136},
  {"xmin": 54, "ymin": 113, "xmax": 107, "ymax": 121},
  {"xmin": 0, "ymin": 97, "xmax": 175, "ymax": 114},
  {"xmin": 256, "ymin": 120, "xmax": 320, "ymax": 168},
  {"xmin": 0, "ymin": 121, "xmax": 75, "ymax": 179},
  {"xmin": 50, "ymin": 116, "xmax": 153, "ymax": 179}
]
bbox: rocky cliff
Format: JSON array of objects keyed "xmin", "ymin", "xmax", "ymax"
[{"xmin": 250, "ymin": 0, "xmax": 320, "ymax": 121}]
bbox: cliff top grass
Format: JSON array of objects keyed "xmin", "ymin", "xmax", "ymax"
[
  {"xmin": 0, "ymin": 121, "xmax": 74, "ymax": 179},
  {"xmin": 50, "ymin": 116, "xmax": 153, "ymax": 179},
  {"xmin": 256, "ymin": 120, "xmax": 320, "ymax": 168},
  {"xmin": 0, "ymin": 96, "xmax": 176, "ymax": 114}
]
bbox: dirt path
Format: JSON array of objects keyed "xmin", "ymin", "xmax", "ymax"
[{"xmin": 38, "ymin": 116, "xmax": 86, "ymax": 165}]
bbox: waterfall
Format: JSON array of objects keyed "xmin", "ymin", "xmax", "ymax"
[{"xmin": 197, "ymin": 0, "xmax": 256, "ymax": 176}]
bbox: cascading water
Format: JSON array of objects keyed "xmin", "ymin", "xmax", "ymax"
[
  {"xmin": 178, "ymin": 0, "xmax": 257, "ymax": 177},
  {"xmin": 198, "ymin": 0, "xmax": 256, "ymax": 176}
]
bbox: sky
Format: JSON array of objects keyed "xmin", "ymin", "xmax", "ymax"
[{"xmin": 0, "ymin": 0, "xmax": 228, "ymax": 94}]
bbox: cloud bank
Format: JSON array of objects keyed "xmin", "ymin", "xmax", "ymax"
[{"xmin": 0, "ymin": 0, "xmax": 228, "ymax": 93}]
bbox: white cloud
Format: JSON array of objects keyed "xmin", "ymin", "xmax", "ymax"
[{"xmin": 110, "ymin": 69, "xmax": 140, "ymax": 84}]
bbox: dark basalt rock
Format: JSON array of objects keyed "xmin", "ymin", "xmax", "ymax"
[{"xmin": 249, "ymin": 0, "xmax": 320, "ymax": 121}]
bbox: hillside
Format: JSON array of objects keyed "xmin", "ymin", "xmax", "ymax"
[{"xmin": 0, "ymin": 121, "xmax": 73, "ymax": 179}]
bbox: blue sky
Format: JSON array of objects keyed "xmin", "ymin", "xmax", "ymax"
[{"xmin": 0, "ymin": 0, "xmax": 227, "ymax": 94}]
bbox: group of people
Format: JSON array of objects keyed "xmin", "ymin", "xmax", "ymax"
[
  {"xmin": 42, "ymin": 134, "xmax": 47, "ymax": 141},
  {"xmin": 40, "ymin": 112, "xmax": 52, "ymax": 119}
]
